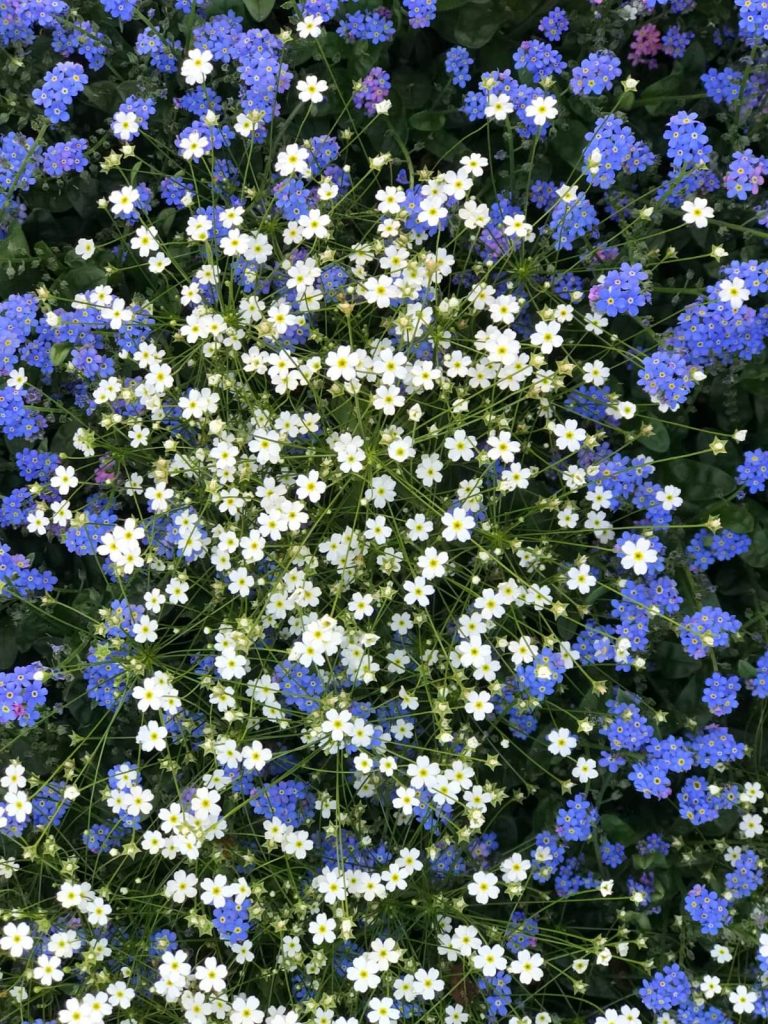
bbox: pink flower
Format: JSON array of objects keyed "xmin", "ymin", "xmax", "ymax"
[{"xmin": 629, "ymin": 24, "xmax": 662, "ymax": 68}]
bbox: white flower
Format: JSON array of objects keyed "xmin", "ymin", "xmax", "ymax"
[
  {"xmin": 296, "ymin": 13, "xmax": 323, "ymax": 37},
  {"xmin": 413, "ymin": 967, "xmax": 444, "ymax": 1000},
  {"xmin": 530, "ymin": 320, "xmax": 562, "ymax": 353},
  {"xmin": 297, "ymin": 75, "xmax": 329, "ymax": 103},
  {"xmin": 711, "ymin": 944, "xmax": 733, "ymax": 964},
  {"xmin": 1, "ymin": 921, "xmax": 34, "ymax": 957},
  {"xmin": 323, "ymin": 708, "xmax": 353, "ymax": 743},
  {"xmin": 728, "ymin": 986, "xmax": 757, "ymax": 1014},
  {"xmin": 232, "ymin": 996, "xmax": 265, "ymax": 1024},
  {"xmin": 181, "ymin": 48, "xmax": 213, "ymax": 85},
  {"xmin": 387, "ymin": 436, "xmax": 415, "ymax": 462},
  {"xmin": 681, "ymin": 196, "xmax": 715, "ymax": 228},
  {"xmin": 131, "ymin": 225, "xmax": 159, "ymax": 257},
  {"xmin": 347, "ymin": 953, "xmax": 382, "ymax": 993},
  {"xmin": 180, "ymin": 131, "xmax": 209, "ymax": 160},
  {"xmin": 137, "ymin": 720, "xmax": 168, "ymax": 752},
  {"xmin": 49, "ymin": 464, "xmax": 79, "ymax": 495},
  {"xmin": 417, "ymin": 199, "xmax": 448, "ymax": 227},
  {"xmin": 368, "ymin": 997, "xmax": 399, "ymax": 1023},
  {"xmin": 583, "ymin": 360, "xmax": 609, "ymax": 384},
  {"xmin": 586, "ymin": 147, "xmax": 602, "ymax": 174},
  {"xmin": 565, "ymin": 563, "xmax": 597, "ymax": 594},
  {"xmin": 655, "ymin": 484, "xmax": 683, "ymax": 510},
  {"xmin": 275, "ymin": 143, "xmax": 311, "ymax": 177},
  {"xmin": 572, "ymin": 757, "xmax": 599, "ymax": 783},
  {"xmin": 75, "ymin": 238, "xmax": 95, "ymax": 259},
  {"xmin": 467, "ymin": 870, "xmax": 499, "ymax": 904},
  {"xmin": 132, "ymin": 615, "xmax": 158, "ymax": 644},
  {"xmin": 460, "ymin": 152, "xmax": 489, "ymax": 177},
  {"xmin": 234, "ymin": 112, "xmax": 258, "ymax": 136},
  {"xmin": 464, "ymin": 689, "xmax": 494, "ymax": 721},
  {"xmin": 445, "ymin": 429, "xmax": 477, "ymax": 462},
  {"xmin": 148, "ymin": 252, "xmax": 171, "ymax": 274},
  {"xmin": 509, "ymin": 949, "xmax": 545, "ymax": 985},
  {"xmin": 739, "ymin": 812, "xmax": 764, "ymax": 837},
  {"xmin": 700, "ymin": 975, "xmax": 722, "ymax": 998},
  {"xmin": 108, "ymin": 185, "xmax": 139, "ymax": 215},
  {"xmin": 500, "ymin": 852, "xmax": 531, "ymax": 883},
  {"xmin": 403, "ymin": 577, "xmax": 434, "ymax": 607},
  {"xmin": 295, "ymin": 470, "xmax": 327, "ymax": 503},
  {"xmin": 553, "ymin": 418, "xmax": 587, "ymax": 453},
  {"xmin": 503, "ymin": 213, "xmax": 534, "ymax": 239},
  {"xmin": 459, "ymin": 199, "xmax": 491, "ymax": 229},
  {"xmin": 718, "ymin": 275, "xmax": 750, "ymax": 311},
  {"xmin": 620, "ymin": 537, "xmax": 658, "ymax": 576},
  {"xmin": 195, "ymin": 956, "xmax": 227, "ymax": 993},
  {"xmin": 308, "ymin": 912, "xmax": 336, "ymax": 944},
  {"xmin": 484, "ymin": 92, "xmax": 514, "ymax": 121},
  {"xmin": 33, "ymin": 953, "xmax": 63, "ymax": 985},
  {"xmin": 525, "ymin": 94, "xmax": 558, "ymax": 126},
  {"xmin": 441, "ymin": 507, "xmax": 475, "ymax": 543},
  {"xmin": 107, "ymin": 981, "xmax": 135, "ymax": 1009},
  {"xmin": 364, "ymin": 274, "xmax": 399, "ymax": 308},
  {"xmin": 547, "ymin": 727, "xmax": 577, "ymax": 756},
  {"xmin": 165, "ymin": 870, "xmax": 198, "ymax": 903},
  {"xmin": 112, "ymin": 109, "xmax": 139, "ymax": 139},
  {"xmin": 299, "ymin": 208, "xmax": 331, "ymax": 239},
  {"xmin": 417, "ymin": 547, "xmax": 449, "ymax": 580}
]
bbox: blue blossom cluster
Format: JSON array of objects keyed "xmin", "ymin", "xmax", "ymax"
[
  {"xmin": 444, "ymin": 47, "xmax": 473, "ymax": 88},
  {"xmin": 685, "ymin": 884, "xmax": 733, "ymax": 935},
  {"xmin": 31, "ymin": 60, "xmax": 88, "ymax": 123},
  {"xmin": 570, "ymin": 51, "xmax": 622, "ymax": 95},
  {"xmin": 0, "ymin": 664, "xmax": 47, "ymax": 727},
  {"xmin": 687, "ymin": 529, "xmax": 752, "ymax": 571},
  {"xmin": 592, "ymin": 262, "xmax": 651, "ymax": 316},
  {"xmin": 702, "ymin": 672, "xmax": 742, "ymax": 715}
]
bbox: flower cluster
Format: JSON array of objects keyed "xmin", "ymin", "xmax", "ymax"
[{"xmin": 0, "ymin": 4, "xmax": 767, "ymax": 1024}]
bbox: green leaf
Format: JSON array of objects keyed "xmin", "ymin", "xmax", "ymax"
[
  {"xmin": 435, "ymin": 6, "xmax": 504, "ymax": 48},
  {"xmin": 654, "ymin": 641, "xmax": 699, "ymax": 678},
  {"xmin": 155, "ymin": 207, "xmax": 178, "ymax": 238},
  {"xmin": 54, "ymin": 261, "xmax": 105, "ymax": 299},
  {"xmin": 668, "ymin": 461, "xmax": 734, "ymax": 503},
  {"xmin": 0, "ymin": 222, "xmax": 30, "ymax": 259},
  {"xmin": 707, "ymin": 500, "xmax": 754, "ymax": 534},
  {"xmin": 552, "ymin": 119, "xmax": 591, "ymax": 171},
  {"xmin": 391, "ymin": 69, "xmax": 435, "ymax": 111},
  {"xmin": 50, "ymin": 342, "xmax": 72, "ymax": 367},
  {"xmin": 638, "ymin": 419, "xmax": 670, "ymax": 453},
  {"xmin": 67, "ymin": 178, "xmax": 99, "ymax": 218},
  {"xmin": 675, "ymin": 677, "xmax": 701, "ymax": 716},
  {"xmin": 244, "ymin": 0, "xmax": 275, "ymax": 20},
  {"xmin": 409, "ymin": 110, "xmax": 446, "ymax": 132},
  {"xmin": 639, "ymin": 72, "xmax": 686, "ymax": 116},
  {"xmin": 738, "ymin": 658, "xmax": 757, "ymax": 679},
  {"xmin": 681, "ymin": 39, "xmax": 707, "ymax": 75},
  {"xmin": 742, "ymin": 527, "xmax": 768, "ymax": 568},
  {"xmin": 203, "ymin": 0, "xmax": 245, "ymax": 14},
  {"xmin": 633, "ymin": 851, "xmax": 667, "ymax": 870},
  {"xmin": 616, "ymin": 91, "xmax": 635, "ymax": 113},
  {"xmin": 83, "ymin": 80, "xmax": 140, "ymax": 112},
  {"xmin": 0, "ymin": 617, "xmax": 17, "ymax": 670},
  {"xmin": 601, "ymin": 814, "xmax": 638, "ymax": 844}
]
